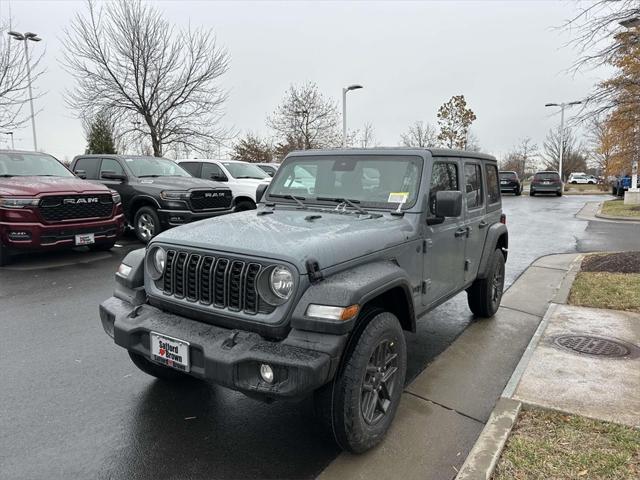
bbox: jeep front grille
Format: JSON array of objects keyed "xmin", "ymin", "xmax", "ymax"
[
  {"xmin": 189, "ymin": 190, "xmax": 233, "ymax": 211},
  {"xmin": 39, "ymin": 194, "xmax": 114, "ymax": 222},
  {"xmin": 162, "ymin": 250, "xmax": 274, "ymax": 315}
]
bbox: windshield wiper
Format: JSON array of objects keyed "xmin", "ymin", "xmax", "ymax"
[
  {"xmin": 138, "ymin": 174, "xmax": 162, "ymax": 178},
  {"xmin": 316, "ymin": 197, "xmax": 370, "ymax": 216},
  {"xmin": 269, "ymin": 193, "xmax": 307, "ymax": 209},
  {"xmin": 235, "ymin": 175, "xmax": 264, "ymax": 179}
]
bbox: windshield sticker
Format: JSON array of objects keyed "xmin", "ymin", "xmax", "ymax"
[
  {"xmin": 125, "ymin": 159, "xmax": 134, "ymax": 162},
  {"xmin": 388, "ymin": 192, "xmax": 409, "ymax": 204}
]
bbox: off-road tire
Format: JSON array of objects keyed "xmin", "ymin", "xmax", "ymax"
[
  {"xmin": 467, "ymin": 248, "xmax": 505, "ymax": 318},
  {"xmin": 128, "ymin": 351, "xmax": 192, "ymax": 381},
  {"xmin": 235, "ymin": 199, "xmax": 256, "ymax": 212},
  {"xmin": 0, "ymin": 242, "xmax": 10, "ymax": 267},
  {"xmin": 134, "ymin": 206, "xmax": 160, "ymax": 243},
  {"xmin": 89, "ymin": 240, "xmax": 117, "ymax": 252},
  {"xmin": 314, "ymin": 308, "xmax": 407, "ymax": 453}
]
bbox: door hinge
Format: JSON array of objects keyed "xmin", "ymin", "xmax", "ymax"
[
  {"xmin": 464, "ymin": 259, "xmax": 471, "ymax": 271},
  {"xmin": 423, "ymin": 239, "xmax": 432, "ymax": 253},
  {"xmin": 422, "ymin": 279, "xmax": 431, "ymax": 294}
]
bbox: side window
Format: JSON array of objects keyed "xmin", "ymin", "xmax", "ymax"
[
  {"xmin": 180, "ymin": 162, "xmax": 202, "ymax": 177},
  {"xmin": 464, "ymin": 163, "xmax": 483, "ymax": 209},
  {"xmin": 485, "ymin": 164, "xmax": 500, "ymax": 204},
  {"xmin": 99, "ymin": 158, "xmax": 125, "ymax": 178},
  {"xmin": 201, "ymin": 162, "xmax": 225, "ymax": 180},
  {"xmin": 73, "ymin": 158, "xmax": 100, "ymax": 179},
  {"xmin": 429, "ymin": 161, "xmax": 459, "ymax": 215}
]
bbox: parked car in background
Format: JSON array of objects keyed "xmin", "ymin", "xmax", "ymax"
[
  {"xmin": 568, "ymin": 172, "xmax": 595, "ymax": 184},
  {"xmin": 70, "ymin": 155, "xmax": 233, "ymax": 243},
  {"xmin": 530, "ymin": 171, "xmax": 562, "ymax": 196},
  {"xmin": 612, "ymin": 175, "xmax": 632, "ymax": 197},
  {"xmin": 255, "ymin": 162, "xmax": 279, "ymax": 177},
  {"xmin": 0, "ymin": 150, "xmax": 125, "ymax": 266},
  {"xmin": 498, "ymin": 171, "xmax": 522, "ymax": 195},
  {"xmin": 100, "ymin": 148, "xmax": 508, "ymax": 453},
  {"xmin": 177, "ymin": 159, "xmax": 271, "ymax": 211}
]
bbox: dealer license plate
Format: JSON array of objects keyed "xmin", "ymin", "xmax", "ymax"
[
  {"xmin": 75, "ymin": 233, "xmax": 95, "ymax": 245},
  {"xmin": 500, "ymin": 180, "xmax": 507, "ymax": 184},
  {"xmin": 150, "ymin": 332, "xmax": 190, "ymax": 372}
]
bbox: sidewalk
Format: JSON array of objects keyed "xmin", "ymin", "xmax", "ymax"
[{"xmin": 456, "ymin": 258, "xmax": 640, "ymax": 479}]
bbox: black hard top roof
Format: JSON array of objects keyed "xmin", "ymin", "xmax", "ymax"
[{"xmin": 287, "ymin": 147, "xmax": 497, "ymax": 162}]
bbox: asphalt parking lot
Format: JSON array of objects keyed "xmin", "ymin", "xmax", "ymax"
[{"xmin": 1, "ymin": 195, "xmax": 639, "ymax": 480}]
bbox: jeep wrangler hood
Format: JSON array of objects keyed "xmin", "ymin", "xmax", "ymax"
[{"xmin": 152, "ymin": 208, "xmax": 415, "ymax": 273}]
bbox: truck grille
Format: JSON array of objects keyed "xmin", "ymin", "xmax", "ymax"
[
  {"xmin": 189, "ymin": 190, "xmax": 233, "ymax": 211},
  {"xmin": 162, "ymin": 250, "xmax": 274, "ymax": 315},
  {"xmin": 39, "ymin": 194, "xmax": 113, "ymax": 222}
]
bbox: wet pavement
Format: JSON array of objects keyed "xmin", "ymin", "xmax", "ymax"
[{"xmin": 1, "ymin": 195, "xmax": 638, "ymax": 480}]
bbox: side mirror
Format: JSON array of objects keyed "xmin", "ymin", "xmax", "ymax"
[
  {"xmin": 434, "ymin": 190, "xmax": 463, "ymax": 218},
  {"xmin": 210, "ymin": 173, "xmax": 227, "ymax": 182},
  {"xmin": 101, "ymin": 171, "xmax": 127, "ymax": 181},
  {"xmin": 74, "ymin": 169, "xmax": 87, "ymax": 179},
  {"xmin": 256, "ymin": 184, "xmax": 268, "ymax": 203}
]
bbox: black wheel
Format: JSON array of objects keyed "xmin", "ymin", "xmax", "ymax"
[
  {"xmin": 529, "ymin": 190, "xmax": 535, "ymax": 196},
  {"xmin": 556, "ymin": 191, "xmax": 563, "ymax": 197},
  {"xmin": 128, "ymin": 351, "xmax": 192, "ymax": 381},
  {"xmin": 612, "ymin": 186, "xmax": 617, "ymax": 195},
  {"xmin": 89, "ymin": 240, "xmax": 116, "ymax": 251},
  {"xmin": 314, "ymin": 308, "xmax": 406, "ymax": 453},
  {"xmin": 0, "ymin": 242, "xmax": 10, "ymax": 267},
  {"xmin": 571, "ymin": 181, "xmax": 577, "ymax": 184},
  {"xmin": 235, "ymin": 199, "xmax": 256, "ymax": 212},
  {"xmin": 618, "ymin": 188, "xmax": 624, "ymax": 197},
  {"xmin": 588, "ymin": 181, "xmax": 594, "ymax": 185},
  {"xmin": 134, "ymin": 206, "xmax": 160, "ymax": 243},
  {"xmin": 467, "ymin": 249, "xmax": 505, "ymax": 318},
  {"xmin": 515, "ymin": 188, "xmax": 522, "ymax": 196}
]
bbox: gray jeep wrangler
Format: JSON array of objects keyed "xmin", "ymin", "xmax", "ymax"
[{"xmin": 100, "ymin": 148, "xmax": 508, "ymax": 453}]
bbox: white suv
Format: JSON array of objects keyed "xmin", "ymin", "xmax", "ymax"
[
  {"xmin": 568, "ymin": 172, "xmax": 596, "ymax": 184},
  {"xmin": 177, "ymin": 159, "xmax": 271, "ymax": 211}
]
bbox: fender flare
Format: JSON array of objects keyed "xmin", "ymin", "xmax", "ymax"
[
  {"xmin": 476, "ymin": 223, "xmax": 508, "ymax": 279},
  {"xmin": 291, "ymin": 260, "xmax": 416, "ymax": 334}
]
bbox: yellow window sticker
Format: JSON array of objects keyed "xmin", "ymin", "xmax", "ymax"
[{"xmin": 388, "ymin": 192, "xmax": 409, "ymax": 204}]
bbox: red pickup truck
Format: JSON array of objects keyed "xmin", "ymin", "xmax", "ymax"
[{"xmin": 0, "ymin": 150, "xmax": 125, "ymax": 266}]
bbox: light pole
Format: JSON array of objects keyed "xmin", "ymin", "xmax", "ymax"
[
  {"xmin": 545, "ymin": 101, "xmax": 582, "ymax": 186},
  {"xmin": 8, "ymin": 31, "xmax": 41, "ymax": 151},
  {"xmin": 2, "ymin": 132, "xmax": 14, "ymax": 149},
  {"xmin": 342, "ymin": 84, "xmax": 363, "ymax": 147}
]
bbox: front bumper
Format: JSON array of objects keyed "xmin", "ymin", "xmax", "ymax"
[
  {"xmin": 0, "ymin": 213, "xmax": 125, "ymax": 249},
  {"xmin": 157, "ymin": 208, "xmax": 234, "ymax": 228},
  {"xmin": 99, "ymin": 297, "xmax": 340, "ymax": 398}
]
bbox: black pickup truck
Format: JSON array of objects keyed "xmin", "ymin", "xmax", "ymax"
[{"xmin": 71, "ymin": 155, "xmax": 234, "ymax": 242}]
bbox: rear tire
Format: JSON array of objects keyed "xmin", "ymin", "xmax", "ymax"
[
  {"xmin": 89, "ymin": 240, "xmax": 117, "ymax": 251},
  {"xmin": 235, "ymin": 199, "xmax": 256, "ymax": 212},
  {"xmin": 467, "ymin": 249, "xmax": 505, "ymax": 318},
  {"xmin": 134, "ymin": 206, "xmax": 161, "ymax": 243},
  {"xmin": 515, "ymin": 188, "xmax": 522, "ymax": 196},
  {"xmin": 529, "ymin": 190, "xmax": 535, "ymax": 196},
  {"xmin": 314, "ymin": 308, "xmax": 406, "ymax": 453},
  {"xmin": 556, "ymin": 191, "xmax": 563, "ymax": 197},
  {"xmin": 128, "ymin": 351, "xmax": 192, "ymax": 381}
]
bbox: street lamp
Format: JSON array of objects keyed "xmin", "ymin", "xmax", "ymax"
[
  {"xmin": 2, "ymin": 132, "xmax": 14, "ymax": 149},
  {"xmin": 545, "ymin": 101, "xmax": 582, "ymax": 187},
  {"xmin": 342, "ymin": 84, "xmax": 363, "ymax": 147},
  {"xmin": 8, "ymin": 31, "xmax": 41, "ymax": 151}
]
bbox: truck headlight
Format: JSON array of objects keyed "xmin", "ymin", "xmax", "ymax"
[
  {"xmin": 160, "ymin": 191, "xmax": 190, "ymax": 200},
  {"xmin": 270, "ymin": 266, "xmax": 293, "ymax": 300},
  {"xmin": 110, "ymin": 190, "xmax": 121, "ymax": 204},
  {"xmin": 0, "ymin": 196, "xmax": 39, "ymax": 208},
  {"xmin": 147, "ymin": 246, "xmax": 166, "ymax": 280}
]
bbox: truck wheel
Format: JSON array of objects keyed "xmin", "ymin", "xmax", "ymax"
[
  {"xmin": 314, "ymin": 308, "xmax": 407, "ymax": 453},
  {"xmin": 467, "ymin": 249, "xmax": 505, "ymax": 318},
  {"xmin": 89, "ymin": 240, "xmax": 117, "ymax": 252},
  {"xmin": 134, "ymin": 206, "xmax": 160, "ymax": 243},
  {"xmin": 128, "ymin": 351, "xmax": 191, "ymax": 381},
  {"xmin": 235, "ymin": 199, "xmax": 256, "ymax": 212},
  {"xmin": 529, "ymin": 190, "xmax": 535, "ymax": 196},
  {"xmin": 0, "ymin": 243, "xmax": 10, "ymax": 267}
]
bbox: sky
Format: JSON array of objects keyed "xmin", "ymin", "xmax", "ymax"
[{"xmin": 0, "ymin": 0, "xmax": 607, "ymax": 162}]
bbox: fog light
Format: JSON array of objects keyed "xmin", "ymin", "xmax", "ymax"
[
  {"xmin": 8, "ymin": 230, "xmax": 31, "ymax": 240},
  {"xmin": 259, "ymin": 364, "xmax": 274, "ymax": 384},
  {"xmin": 117, "ymin": 263, "xmax": 132, "ymax": 277}
]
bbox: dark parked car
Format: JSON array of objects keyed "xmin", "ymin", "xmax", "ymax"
[
  {"xmin": 99, "ymin": 148, "xmax": 508, "ymax": 453},
  {"xmin": 498, "ymin": 171, "xmax": 522, "ymax": 195},
  {"xmin": 530, "ymin": 171, "xmax": 562, "ymax": 196},
  {"xmin": 70, "ymin": 155, "xmax": 233, "ymax": 243},
  {"xmin": 0, "ymin": 150, "xmax": 124, "ymax": 266}
]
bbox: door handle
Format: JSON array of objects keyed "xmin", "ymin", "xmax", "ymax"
[
  {"xmin": 478, "ymin": 220, "xmax": 488, "ymax": 229},
  {"xmin": 455, "ymin": 227, "xmax": 467, "ymax": 237}
]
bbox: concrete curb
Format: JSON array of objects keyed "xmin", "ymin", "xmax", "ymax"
[
  {"xmin": 595, "ymin": 201, "xmax": 640, "ymax": 223},
  {"xmin": 455, "ymin": 255, "xmax": 583, "ymax": 480}
]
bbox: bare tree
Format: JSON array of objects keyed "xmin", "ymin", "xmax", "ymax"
[
  {"xmin": 359, "ymin": 122, "xmax": 377, "ymax": 148},
  {"xmin": 231, "ymin": 132, "xmax": 274, "ymax": 163},
  {"xmin": 268, "ymin": 82, "xmax": 340, "ymax": 157},
  {"xmin": 62, "ymin": 0, "xmax": 230, "ymax": 157},
  {"xmin": 0, "ymin": 20, "xmax": 43, "ymax": 130},
  {"xmin": 543, "ymin": 126, "xmax": 588, "ymax": 179},
  {"xmin": 400, "ymin": 121, "xmax": 438, "ymax": 147},
  {"xmin": 500, "ymin": 137, "xmax": 538, "ymax": 177}
]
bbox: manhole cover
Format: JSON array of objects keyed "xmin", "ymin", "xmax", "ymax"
[{"xmin": 551, "ymin": 334, "xmax": 639, "ymax": 359}]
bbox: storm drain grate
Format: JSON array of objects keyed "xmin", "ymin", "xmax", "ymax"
[{"xmin": 551, "ymin": 334, "xmax": 639, "ymax": 359}]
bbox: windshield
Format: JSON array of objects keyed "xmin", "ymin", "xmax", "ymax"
[
  {"xmin": 499, "ymin": 172, "xmax": 517, "ymax": 179},
  {"xmin": 222, "ymin": 162, "xmax": 270, "ymax": 180},
  {"xmin": 0, "ymin": 152, "xmax": 74, "ymax": 177},
  {"xmin": 534, "ymin": 172, "xmax": 560, "ymax": 181},
  {"xmin": 268, "ymin": 155, "xmax": 423, "ymax": 209},
  {"xmin": 124, "ymin": 157, "xmax": 191, "ymax": 177}
]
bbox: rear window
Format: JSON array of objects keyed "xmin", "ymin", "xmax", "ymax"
[
  {"xmin": 534, "ymin": 172, "xmax": 560, "ymax": 181},
  {"xmin": 499, "ymin": 172, "xmax": 517, "ymax": 180}
]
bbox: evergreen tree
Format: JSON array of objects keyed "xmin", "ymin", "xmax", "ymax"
[{"xmin": 85, "ymin": 113, "xmax": 117, "ymax": 154}]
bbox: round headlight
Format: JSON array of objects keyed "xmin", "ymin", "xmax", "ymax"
[
  {"xmin": 148, "ymin": 246, "xmax": 166, "ymax": 280},
  {"xmin": 270, "ymin": 265, "xmax": 294, "ymax": 300}
]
